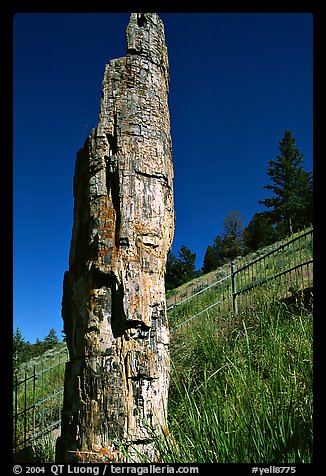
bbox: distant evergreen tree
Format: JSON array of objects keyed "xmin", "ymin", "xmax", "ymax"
[
  {"xmin": 32, "ymin": 338, "xmax": 46, "ymax": 357},
  {"xmin": 13, "ymin": 327, "xmax": 26, "ymax": 356},
  {"xmin": 165, "ymin": 245, "xmax": 197, "ymax": 290},
  {"xmin": 202, "ymin": 235, "xmax": 224, "ymax": 274},
  {"xmin": 243, "ymin": 212, "xmax": 277, "ymax": 252},
  {"xmin": 202, "ymin": 212, "xmax": 245, "ymax": 272},
  {"xmin": 202, "ymin": 245, "xmax": 218, "ymax": 274},
  {"xmin": 258, "ymin": 130, "xmax": 313, "ymax": 237},
  {"xmin": 165, "ymin": 250, "xmax": 180, "ymax": 290},
  {"xmin": 13, "ymin": 327, "xmax": 61, "ymax": 373},
  {"xmin": 221, "ymin": 210, "xmax": 244, "ymax": 262},
  {"xmin": 44, "ymin": 328, "xmax": 59, "ymax": 350},
  {"xmin": 177, "ymin": 245, "xmax": 197, "ymax": 283},
  {"xmin": 212, "ymin": 235, "xmax": 224, "ymax": 263},
  {"xmin": 13, "ymin": 327, "xmax": 28, "ymax": 372}
]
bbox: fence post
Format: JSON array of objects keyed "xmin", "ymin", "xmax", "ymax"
[
  {"xmin": 24, "ymin": 369, "xmax": 27, "ymax": 448},
  {"xmin": 41, "ymin": 361, "xmax": 45, "ymax": 439},
  {"xmin": 14, "ymin": 373, "xmax": 18, "ymax": 452},
  {"xmin": 174, "ymin": 292, "xmax": 176, "ymax": 323},
  {"xmin": 33, "ymin": 365, "xmax": 36, "ymax": 445},
  {"xmin": 231, "ymin": 261, "xmax": 238, "ymax": 316}
]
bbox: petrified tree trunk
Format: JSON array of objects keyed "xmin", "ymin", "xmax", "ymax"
[{"xmin": 56, "ymin": 13, "xmax": 174, "ymax": 463}]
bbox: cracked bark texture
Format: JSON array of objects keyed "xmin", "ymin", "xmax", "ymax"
[{"xmin": 56, "ymin": 13, "xmax": 174, "ymax": 462}]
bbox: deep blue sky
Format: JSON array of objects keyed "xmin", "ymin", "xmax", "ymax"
[{"xmin": 13, "ymin": 13, "xmax": 313, "ymax": 343}]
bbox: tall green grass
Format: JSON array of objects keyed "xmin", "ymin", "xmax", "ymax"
[{"xmin": 157, "ymin": 295, "xmax": 312, "ymax": 463}]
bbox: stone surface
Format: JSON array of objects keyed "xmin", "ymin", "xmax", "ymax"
[{"xmin": 56, "ymin": 13, "xmax": 174, "ymax": 462}]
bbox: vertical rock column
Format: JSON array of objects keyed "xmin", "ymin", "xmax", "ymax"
[{"xmin": 56, "ymin": 13, "xmax": 174, "ymax": 462}]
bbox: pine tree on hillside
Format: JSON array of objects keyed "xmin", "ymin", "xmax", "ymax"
[
  {"xmin": 13, "ymin": 327, "xmax": 26, "ymax": 356},
  {"xmin": 202, "ymin": 235, "xmax": 224, "ymax": 274},
  {"xmin": 222, "ymin": 210, "xmax": 244, "ymax": 261},
  {"xmin": 259, "ymin": 130, "xmax": 312, "ymax": 237},
  {"xmin": 165, "ymin": 245, "xmax": 197, "ymax": 290},
  {"xmin": 177, "ymin": 245, "xmax": 196, "ymax": 283},
  {"xmin": 13, "ymin": 327, "xmax": 28, "ymax": 372},
  {"xmin": 243, "ymin": 212, "xmax": 277, "ymax": 252},
  {"xmin": 165, "ymin": 251, "xmax": 180, "ymax": 290},
  {"xmin": 202, "ymin": 246, "xmax": 218, "ymax": 274},
  {"xmin": 44, "ymin": 328, "xmax": 59, "ymax": 350}
]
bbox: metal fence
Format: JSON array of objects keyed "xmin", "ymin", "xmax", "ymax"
[
  {"xmin": 167, "ymin": 227, "xmax": 313, "ymax": 329},
  {"xmin": 13, "ymin": 346, "xmax": 68, "ymax": 452}
]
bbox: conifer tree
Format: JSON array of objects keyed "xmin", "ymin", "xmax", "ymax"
[
  {"xmin": 177, "ymin": 245, "xmax": 197, "ymax": 283},
  {"xmin": 259, "ymin": 130, "xmax": 312, "ymax": 236},
  {"xmin": 43, "ymin": 328, "xmax": 59, "ymax": 350},
  {"xmin": 165, "ymin": 251, "xmax": 180, "ymax": 290},
  {"xmin": 202, "ymin": 246, "xmax": 218, "ymax": 274},
  {"xmin": 165, "ymin": 246, "xmax": 197, "ymax": 289},
  {"xmin": 222, "ymin": 210, "xmax": 244, "ymax": 261},
  {"xmin": 202, "ymin": 235, "xmax": 224, "ymax": 273},
  {"xmin": 243, "ymin": 212, "xmax": 277, "ymax": 252},
  {"xmin": 13, "ymin": 327, "xmax": 27, "ymax": 372}
]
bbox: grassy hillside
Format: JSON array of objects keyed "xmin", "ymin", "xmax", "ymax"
[
  {"xmin": 166, "ymin": 226, "xmax": 312, "ymax": 309},
  {"xmin": 15, "ymin": 341, "xmax": 67, "ymax": 375},
  {"xmin": 167, "ymin": 227, "xmax": 312, "ymax": 330},
  {"xmin": 145, "ymin": 229, "xmax": 313, "ymax": 462},
  {"xmin": 162, "ymin": 294, "xmax": 312, "ymax": 463}
]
